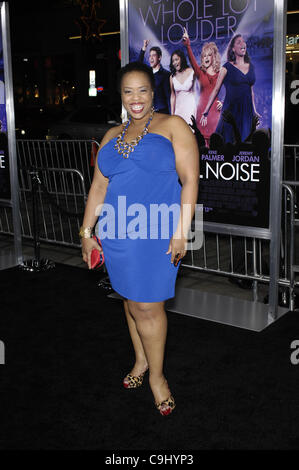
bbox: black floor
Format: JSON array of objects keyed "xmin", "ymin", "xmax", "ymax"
[{"xmin": 0, "ymin": 263, "xmax": 298, "ymax": 450}]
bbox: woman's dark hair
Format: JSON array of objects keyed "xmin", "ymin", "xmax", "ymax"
[
  {"xmin": 117, "ymin": 61, "xmax": 155, "ymax": 92},
  {"xmin": 227, "ymin": 34, "xmax": 250, "ymax": 64},
  {"xmin": 169, "ymin": 49, "xmax": 189, "ymax": 76}
]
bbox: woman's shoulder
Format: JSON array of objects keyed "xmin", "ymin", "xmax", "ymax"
[
  {"xmin": 153, "ymin": 113, "xmax": 182, "ymax": 125},
  {"xmin": 152, "ymin": 113, "xmax": 185, "ymax": 131},
  {"xmin": 106, "ymin": 124, "xmax": 122, "ymax": 139},
  {"xmin": 156, "ymin": 114, "xmax": 190, "ymax": 132},
  {"xmin": 219, "ymin": 63, "xmax": 229, "ymax": 76},
  {"xmin": 151, "ymin": 113, "xmax": 193, "ymax": 143},
  {"xmin": 99, "ymin": 125, "xmax": 122, "ymax": 149}
]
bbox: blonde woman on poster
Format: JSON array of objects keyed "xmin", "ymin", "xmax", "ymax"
[
  {"xmin": 183, "ymin": 28, "xmax": 222, "ymax": 146},
  {"xmin": 169, "ymin": 49, "xmax": 197, "ymax": 126}
]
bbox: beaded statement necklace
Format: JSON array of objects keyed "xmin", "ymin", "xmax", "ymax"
[{"xmin": 114, "ymin": 108, "xmax": 154, "ymax": 159}]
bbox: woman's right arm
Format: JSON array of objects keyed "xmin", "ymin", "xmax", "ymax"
[
  {"xmin": 200, "ymin": 67, "xmax": 227, "ymax": 126},
  {"xmin": 81, "ymin": 128, "xmax": 119, "ymax": 268},
  {"xmin": 81, "ymin": 161, "xmax": 108, "ymax": 229},
  {"xmin": 182, "ymin": 28, "xmax": 201, "ymax": 79},
  {"xmin": 170, "ymin": 76, "xmax": 176, "ymax": 115}
]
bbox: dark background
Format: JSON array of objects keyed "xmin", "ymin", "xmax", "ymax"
[{"xmin": 9, "ymin": 0, "xmax": 121, "ymax": 108}]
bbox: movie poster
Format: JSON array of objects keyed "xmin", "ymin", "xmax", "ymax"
[
  {"xmin": 128, "ymin": 0, "xmax": 274, "ymax": 228},
  {"xmin": 0, "ymin": 12, "xmax": 10, "ymax": 201}
]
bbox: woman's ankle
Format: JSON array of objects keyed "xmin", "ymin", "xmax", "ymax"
[
  {"xmin": 149, "ymin": 373, "xmax": 166, "ymax": 385},
  {"xmin": 135, "ymin": 357, "xmax": 148, "ymax": 367}
]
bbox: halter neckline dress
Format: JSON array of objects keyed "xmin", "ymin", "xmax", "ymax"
[{"xmin": 96, "ymin": 132, "xmax": 182, "ymax": 302}]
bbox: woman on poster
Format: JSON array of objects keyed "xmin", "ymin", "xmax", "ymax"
[
  {"xmin": 169, "ymin": 49, "xmax": 196, "ymax": 126},
  {"xmin": 200, "ymin": 34, "xmax": 261, "ymax": 144},
  {"xmin": 182, "ymin": 28, "xmax": 222, "ymax": 146},
  {"xmin": 80, "ymin": 62, "xmax": 199, "ymax": 416}
]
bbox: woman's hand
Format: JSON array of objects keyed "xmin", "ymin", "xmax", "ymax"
[
  {"xmin": 189, "ymin": 114, "xmax": 198, "ymax": 133},
  {"xmin": 216, "ymin": 100, "xmax": 222, "ymax": 111},
  {"xmin": 166, "ymin": 234, "xmax": 187, "ymax": 266},
  {"xmin": 182, "ymin": 27, "xmax": 190, "ymax": 46},
  {"xmin": 81, "ymin": 237, "xmax": 103, "ymax": 270},
  {"xmin": 200, "ymin": 114, "xmax": 207, "ymax": 127},
  {"xmin": 254, "ymin": 112, "xmax": 262, "ymax": 126}
]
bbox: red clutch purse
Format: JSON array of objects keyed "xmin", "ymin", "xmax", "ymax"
[{"xmin": 90, "ymin": 235, "xmax": 105, "ymax": 269}]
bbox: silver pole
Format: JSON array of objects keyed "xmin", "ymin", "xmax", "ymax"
[
  {"xmin": 119, "ymin": 0, "xmax": 129, "ymax": 67},
  {"xmin": 1, "ymin": 2, "xmax": 22, "ymax": 264},
  {"xmin": 119, "ymin": 0, "xmax": 129, "ymax": 122},
  {"xmin": 282, "ymin": 184, "xmax": 295, "ymax": 311},
  {"xmin": 268, "ymin": 0, "xmax": 287, "ymax": 320}
]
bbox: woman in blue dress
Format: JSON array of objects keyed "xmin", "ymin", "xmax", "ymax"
[
  {"xmin": 200, "ymin": 34, "xmax": 261, "ymax": 144},
  {"xmin": 80, "ymin": 62, "xmax": 199, "ymax": 416}
]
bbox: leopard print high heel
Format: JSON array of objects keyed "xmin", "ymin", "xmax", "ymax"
[
  {"xmin": 153, "ymin": 380, "xmax": 176, "ymax": 416},
  {"xmin": 123, "ymin": 367, "xmax": 148, "ymax": 389},
  {"xmin": 155, "ymin": 394, "xmax": 176, "ymax": 416}
]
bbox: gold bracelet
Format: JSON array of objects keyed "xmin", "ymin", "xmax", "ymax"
[{"xmin": 79, "ymin": 226, "xmax": 93, "ymax": 239}]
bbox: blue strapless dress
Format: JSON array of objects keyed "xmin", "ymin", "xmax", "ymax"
[
  {"xmin": 96, "ymin": 133, "xmax": 182, "ymax": 302},
  {"xmin": 216, "ymin": 62, "xmax": 256, "ymax": 143}
]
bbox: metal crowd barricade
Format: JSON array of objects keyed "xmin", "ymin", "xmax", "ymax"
[
  {"xmin": 179, "ymin": 146, "xmax": 299, "ymax": 311},
  {"xmin": 16, "ymin": 139, "xmax": 100, "ymax": 189},
  {"xmin": 0, "ymin": 139, "xmax": 99, "ymax": 247},
  {"xmin": 281, "ymin": 181, "xmax": 299, "ymax": 311},
  {"xmin": 181, "ymin": 230, "xmax": 270, "ymax": 301},
  {"xmin": 0, "ymin": 198, "xmax": 13, "ymax": 235},
  {"xmin": 0, "ymin": 140, "xmax": 298, "ymax": 310},
  {"xmin": 180, "ymin": 186, "xmax": 298, "ymax": 310},
  {"xmin": 19, "ymin": 166, "xmax": 87, "ymax": 248}
]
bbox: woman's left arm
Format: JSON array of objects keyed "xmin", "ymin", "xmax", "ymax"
[
  {"xmin": 166, "ymin": 116, "xmax": 199, "ymax": 263},
  {"xmin": 170, "ymin": 76, "xmax": 176, "ymax": 115},
  {"xmin": 251, "ymin": 87, "xmax": 261, "ymax": 118}
]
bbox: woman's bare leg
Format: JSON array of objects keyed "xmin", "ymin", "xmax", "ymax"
[
  {"xmin": 127, "ymin": 299, "xmax": 172, "ymax": 410},
  {"xmin": 123, "ymin": 299, "xmax": 148, "ymax": 381}
]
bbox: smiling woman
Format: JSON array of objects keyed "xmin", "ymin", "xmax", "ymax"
[
  {"xmin": 80, "ymin": 61, "xmax": 199, "ymax": 417},
  {"xmin": 169, "ymin": 49, "xmax": 196, "ymax": 126},
  {"xmin": 183, "ymin": 27, "xmax": 222, "ymax": 146}
]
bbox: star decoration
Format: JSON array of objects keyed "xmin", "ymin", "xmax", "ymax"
[{"xmin": 76, "ymin": 0, "xmax": 106, "ymax": 42}]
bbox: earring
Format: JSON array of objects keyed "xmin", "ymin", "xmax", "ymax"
[{"xmin": 121, "ymin": 108, "xmax": 130, "ymax": 122}]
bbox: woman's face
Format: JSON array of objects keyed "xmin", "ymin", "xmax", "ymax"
[
  {"xmin": 121, "ymin": 71, "xmax": 154, "ymax": 120},
  {"xmin": 202, "ymin": 49, "xmax": 213, "ymax": 68},
  {"xmin": 233, "ymin": 36, "xmax": 246, "ymax": 57},
  {"xmin": 172, "ymin": 54, "xmax": 181, "ymax": 72}
]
